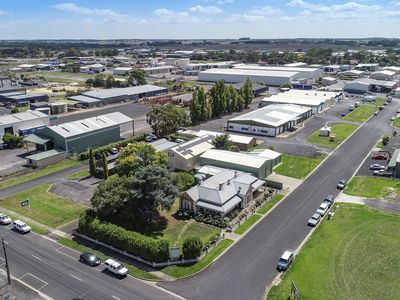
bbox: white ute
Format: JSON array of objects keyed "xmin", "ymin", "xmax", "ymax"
[
  {"xmin": 13, "ymin": 220, "xmax": 31, "ymax": 233},
  {"xmin": 104, "ymin": 259, "xmax": 128, "ymax": 278}
]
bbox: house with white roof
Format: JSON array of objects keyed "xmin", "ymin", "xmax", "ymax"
[{"xmin": 180, "ymin": 169, "xmax": 265, "ymax": 216}]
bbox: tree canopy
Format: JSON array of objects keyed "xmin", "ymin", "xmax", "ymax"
[{"xmin": 212, "ymin": 134, "xmax": 232, "ymax": 150}]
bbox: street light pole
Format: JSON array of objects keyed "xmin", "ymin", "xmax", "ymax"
[{"xmin": 2, "ymin": 237, "xmax": 11, "ymax": 285}]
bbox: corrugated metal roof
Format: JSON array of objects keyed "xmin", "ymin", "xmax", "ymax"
[
  {"xmin": 0, "ymin": 110, "xmax": 48, "ymax": 126},
  {"xmin": 199, "ymin": 68, "xmax": 299, "ymax": 78},
  {"xmin": 170, "ymin": 135, "xmax": 215, "ymax": 159},
  {"xmin": 201, "ymin": 149, "xmax": 270, "ymax": 169},
  {"xmin": 26, "ymin": 149, "xmax": 65, "ymax": 161},
  {"xmin": 81, "ymin": 84, "xmax": 167, "ymax": 100}
]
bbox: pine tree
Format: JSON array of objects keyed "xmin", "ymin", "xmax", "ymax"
[
  {"xmin": 189, "ymin": 90, "xmax": 200, "ymax": 125},
  {"xmin": 102, "ymin": 152, "xmax": 109, "ymax": 180},
  {"xmin": 241, "ymin": 78, "xmax": 253, "ymax": 108},
  {"xmin": 89, "ymin": 148, "xmax": 96, "ymax": 176},
  {"xmin": 198, "ymin": 87, "xmax": 208, "ymax": 121}
]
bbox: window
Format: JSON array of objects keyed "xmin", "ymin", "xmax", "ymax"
[
  {"xmin": 228, "ymin": 126, "xmax": 233, "ymax": 129},
  {"xmin": 241, "ymin": 127, "xmax": 249, "ymax": 131}
]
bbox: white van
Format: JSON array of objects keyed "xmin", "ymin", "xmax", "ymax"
[
  {"xmin": 104, "ymin": 259, "xmax": 128, "ymax": 278},
  {"xmin": 13, "ymin": 220, "xmax": 31, "ymax": 233}
]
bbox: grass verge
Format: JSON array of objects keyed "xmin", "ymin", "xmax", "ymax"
[
  {"xmin": 274, "ymin": 153, "xmax": 327, "ymax": 179},
  {"xmin": 0, "ymin": 210, "xmax": 49, "ymax": 234},
  {"xmin": 234, "ymin": 214, "xmax": 262, "ymax": 235},
  {"xmin": 0, "ymin": 159, "xmax": 82, "ymax": 190},
  {"xmin": 343, "ymin": 104, "xmax": 376, "ymax": 123},
  {"xmin": 267, "ymin": 205, "xmax": 400, "ymax": 300},
  {"xmin": 257, "ymin": 194, "xmax": 284, "ymax": 215},
  {"xmin": 393, "ymin": 118, "xmax": 400, "ymax": 129},
  {"xmin": 161, "ymin": 238, "xmax": 234, "ymax": 279},
  {"xmin": 307, "ymin": 123, "xmax": 359, "ymax": 148},
  {"xmin": 57, "ymin": 237, "xmax": 159, "ymax": 280},
  {"xmin": 344, "ymin": 176, "xmax": 400, "ymax": 198},
  {"xmin": 0, "ymin": 184, "xmax": 87, "ymax": 228},
  {"xmin": 66, "ymin": 169, "xmax": 90, "ymax": 180}
]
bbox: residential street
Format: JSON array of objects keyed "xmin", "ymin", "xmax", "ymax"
[{"xmin": 159, "ymin": 100, "xmax": 396, "ymax": 300}]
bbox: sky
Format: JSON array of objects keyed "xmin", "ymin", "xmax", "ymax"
[{"xmin": 1, "ymin": 0, "xmax": 400, "ymax": 39}]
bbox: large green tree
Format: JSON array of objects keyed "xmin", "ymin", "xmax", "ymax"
[
  {"xmin": 146, "ymin": 104, "xmax": 191, "ymax": 137},
  {"xmin": 116, "ymin": 142, "xmax": 167, "ymax": 176},
  {"xmin": 128, "ymin": 68, "xmax": 147, "ymax": 86},
  {"xmin": 189, "ymin": 90, "xmax": 201, "ymax": 125},
  {"xmin": 240, "ymin": 78, "xmax": 253, "ymax": 108},
  {"xmin": 210, "ymin": 80, "xmax": 226, "ymax": 117},
  {"xmin": 212, "ymin": 134, "xmax": 232, "ymax": 150}
]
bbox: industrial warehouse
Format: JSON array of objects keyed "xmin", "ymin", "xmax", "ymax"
[
  {"xmin": 68, "ymin": 84, "xmax": 167, "ymax": 107},
  {"xmin": 261, "ymin": 89, "xmax": 343, "ymax": 114},
  {"xmin": 227, "ymin": 104, "xmax": 312, "ymax": 137},
  {"xmin": 0, "ymin": 110, "xmax": 49, "ymax": 137},
  {"xmin": 198, "ymin": 68, "xmax": 299, "ymax": 86},
  {"xmin": 233, "ymin": 65, "xmax": 323, "ymax": 80},
  {"xmin": 344, "ymin": 78, "xmax": 398, "ymax": 94}
]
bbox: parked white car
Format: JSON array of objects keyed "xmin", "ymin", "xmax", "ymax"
[
  {"xmin": 316, "ymin": 203, "xmax": 329, "ymax": 216},
  {"xmin": 13, "ymin": 220, "xmax": 31, "ymax": 233},
  {"xmin": 104, "ymin": 259, "xmax": 128, "ymax": 278},
  {"xmin": 0, "ymin": 214, "xmax": 12, "ymax": 225}
]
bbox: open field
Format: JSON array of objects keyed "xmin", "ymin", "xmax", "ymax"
[
  {"xmin": 267, "ymin": 205, "xmax": 400, "ymax": 300},
  {"xmin": 344, "ymin": 176, "xmax": 400, "ymax": 199},
  {"xmin": 274, "ymin": 153, "xmax": 327, "ymax": 179},
  {"xmin": 161, "ymin": 239, "xmax": 234, "ymax": 278},
  {"xmin": 0, "ymin": 184, "xmax": 87, "ymax": 228},
  {"xmin": 343, "ymin": 104, "xmax": 376, "ymax": 123},
  {"xmin": 308, "ymin": 123, "xmax": 359, "ymax": 148},
  {"xmin": 0, "ymin": 159, "xmax": 82, "ymax": 190}
]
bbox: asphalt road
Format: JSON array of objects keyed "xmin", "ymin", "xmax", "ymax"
[
  {"xmin": 159, "ymin": 99, "xmax": 397, "ymax": 299},
  {"xmin": 0, "ymin": 225, "xmax": 179, "ymax": 300}
]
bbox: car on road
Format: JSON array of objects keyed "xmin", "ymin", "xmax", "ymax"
[
  {"xmin": 371, "ymin": 153, "xmax": 390, "ymax": 160},
  {"xmin": 316, "ymin": 202, "xmax": 329, "ymax": 216},
  {"xmin": 79, "ymin": 252, "xmax": 101, "ymax": 267},
  {"xmin": 104, "ymin": 259, "xmax": 128, "ymax": 278},
  {"xmin": 323, "ymin": 194, "xmax": 334, "ymax": 208},
  {"xmin": 337, "ymin": 179, "xmax": 347, "ymax": 190},
  {"xmin": 13, "ymin": 220, "xmax": 31, "ymax": 233},
  {"xmin": 0, "ymin": 214, "xmax": 12, "ymax": 225},
  {"xmin": 374, "ymin": 111, "xmax": 379, "ymax": 116},
  {"xmin": 109, "ymin": 148, "xmax": 118, "ymax": 155},
  {"xmin": 378, "ymin": 106, "xmax": 384, "ymax": 110},
  {"xmin": 277, "ymin": 250, "xmax": 294, "ymax": 271},
  {"xmin": 307, "ymin": 213, "xmax": 321, "ymax": 227},
  {"xmin": 397, "ymin": 109, "xmax": 400, "ymax": 113},
  {"xmin": 145, "ymin": 133, "xmax": 158, "ymax": 142},
  {"xmin": 370, "ymin": 164, "xmax": 385, "ymax": 170},
  {"xmin": 374, "ymin": 170, "xmax": 384, "ymax": 176}
]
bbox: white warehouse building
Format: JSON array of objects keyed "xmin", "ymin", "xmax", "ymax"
[
  {"xmin": 369, "ymin": 70, "xmax": 396, "ymax": 81},
  {"xmin": 227, "ymin": 104, "xmax": 313, "ymax": 137},
  {"xmin": 198, "ymin": 68, "xmax": 299, "ymax": 86},
  {"xmin": 233, "ymin": 65, "xmax": 323, "ymax": 80},
  {"xmin": 0, "ymin": 110, "xmax": 49, "ymax": 139}
]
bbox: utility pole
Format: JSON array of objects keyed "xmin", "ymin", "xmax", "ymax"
[{"xmin": 2, "ymin": 237, "xmax": 11, "ymax": 285}]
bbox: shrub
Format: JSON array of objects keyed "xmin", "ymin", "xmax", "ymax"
[
  {"xmin": 78, "ymin": 215, "xmax": 169, "ymax": 262},
  {"xmin": 182, "ymin": 236, "xmax": 203, "ymax": 259},
  {"xmin": 77, "ymin": 134, "xmax": 145, "ymax": 160},
  {"xmin": 173, "ymin": 172, "xmax": 195, "ymax": 192},
  {"xmin": 194, "ymin": 212, "xmax": 230, "ymax": 228}
]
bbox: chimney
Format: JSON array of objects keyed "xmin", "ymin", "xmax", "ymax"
[
  {"xmin": 234, "ymin": 171, "xmax": 238, "ymax": 178},
  {"xmin": 227, "ymin": 179, "xmax": 231, "ymax": 185},
  {"xmin": 219, "ymin": 183, "xmax": 223, "ymax": 190}
]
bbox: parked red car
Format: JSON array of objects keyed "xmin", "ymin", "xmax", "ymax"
[{"xmin": 371, "ymin": 153, "xmax": 390, "ymax": 160}]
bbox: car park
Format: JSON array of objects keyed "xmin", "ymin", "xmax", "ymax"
[
  {"xmin": 337, "ymin": 179, "xmax": 346, "ymax": 190},
  {"xmin": 13, "ymin": 220, "xmax": 31, "ymax": 233},
  {"xmin": 104, "ymin": 259, "xmax": 128, "ymax": 278},
  {"xmin": 307, "ymin": 213, "xmax": 321, "ymax": 227},
  {"xmin": 323, "ymin": 194, "xmax": 334, "ymax": 208},
  {"xmin": 79, "ymin": 252, "xmax": 101, "ymax": 266},
  {"xmin": 370, "ymin": 164, "xmax": 385, "ymax": 170},
  {"xmin": 316, "ymin": 202, "xmax": 329, "ymax": 216},
  {"xmin": 277, "ymin": 250, "xmax": 294, "ymax": 271},
  {"xmin": 0, "ymin": 214, "xmax": 12, "ymax": 225}
]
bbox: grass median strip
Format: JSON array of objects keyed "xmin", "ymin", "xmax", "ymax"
[
  {"xmin": 0, "ymin": 159, "xmax": 82, "ymax": 190},
  {"xmin": 234, "ymin": 214, "xmax": 262, "ymax": 235},
  {"xmin": 308, "ymin": 123, "xmax": 359, "ymax": 148},
  {"xmin": 161, "ymin": 238, "xmax": 234, "ymax": 279},
  {"xmin": 0, "ymin": 184, "xmax": 87, "ymax": 228},
  {"xmin": 267, "ymin": 205, "xmax": 400, "ymax": 300},
  {"xmin": 57, "ymin": 237, "xmax": 159, "ymax": 280},
  {"xmin": 274, "ymin": 153, "xmax": 327, "ymax": 179},
  {"xmin": 344, "ymin": 176, "xmax": 400, "ymax": 198},
  {"xmin": 343, "ymin": 104, "xmax": 377, "ymax": 123},
  {"xmin": 257, "ymin": 194, "xmax": 284, "ymax": 215}
]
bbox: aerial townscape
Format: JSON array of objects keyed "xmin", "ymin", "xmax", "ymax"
[{"xmin": 1, "ymin": 1, "xmax": 400, "ymax": 299}]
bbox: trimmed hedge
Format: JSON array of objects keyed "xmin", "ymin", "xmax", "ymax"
[
  {"xmin": 78, "ymin": 216, "xmax": 169, "ymax": 263},
  {"xmin": 77, "ymin": 134, "xmax": 145, "ymax": 160}
]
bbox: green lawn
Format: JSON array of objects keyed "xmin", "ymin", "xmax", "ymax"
[
  {"xmin": 369, "ymin": 99, "xmax": 385, "ymax": 106},
  {"xmin": 343, "ymin": 104, "xmax": 377, "ymax": 123},
  {"xmin": 344, "ymin": 176, "xmax": 400, "ymax": 199},
  {"xmin": 162, "ymin": 221, "xmax": 220, "ymax": 247},
  {"xmin": 274, "ymin": 153, "xmax": 327, "ymax": 179},
  {"xmin": 234, "ymin": 214, "xmax": 262, "ymax": 235},
  {"xmin": 257, "ymin": 194, "xmax": 284, "ymax": 215},
  {"xmin": 58, "ymin": 237, "xmax": 159, "ymax": 280},
  {"xmin": 161, "ymin": 239, "xmax": 234, "ymax": 278},
  {"xmin": 0, "ymin": 159, "xmax": 82, "ymax": 190},
  {"xmin": 307, "ymin": 123, "xmax": 359, "ymax": 148},
  {"xmin": 66, "ymin": 169, "xmax": 90, "ymax": 180},
  {"xmin": 393, "ymin": 118, "xmax": 400, "ymax": 129},
  {"xmin": 0, "ymin": 184, "xmax": 87, "ymax": 228},
  {"xmin": 267, "ymin": 205, "xmax": 400, "ymax": 300}
]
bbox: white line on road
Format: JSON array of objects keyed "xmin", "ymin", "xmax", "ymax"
[
  {"xmin": 56, "ymin": 247, "xmax": 77, "ymax": 261},
  {"xmin": 69, "ymin": 274, "xmax": 83, "ymax": 282},
  {"xmin": 19, "ymin": 272, "xmax": 48, "ymax": 290},
  {"xmin": 31, "ymin": 254, "xmax": 42, "ymax": 261},
  {"xmin": 111, "ymin": 295, "xmax": 121, "ymax": 300}
]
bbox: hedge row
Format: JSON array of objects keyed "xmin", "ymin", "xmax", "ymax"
[
  {"xmin": 78, "ymin": 134, "xmax": 145, "ymax": 160},
  {"xmin": 78, "ymin": 216, "xmax": 170, "ymax": 263}
]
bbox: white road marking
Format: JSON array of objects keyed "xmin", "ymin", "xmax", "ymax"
[
  {"xmin": 56, "ymin": 247, "xmax": 77, "ymax": 261},
  {"xmin": 19, "ymin": 272, "xmax": 48, "ymax": 290},
  {"xmin": 25, "ymin": 232, "xmax": 38, "ymax": 239},
  {"xmin": 31, "ymin": 254, "xmax": 42, "ymax": 261},
  {"xmin": 111, "ymin": 295, "xmax": 121, "ymax": 300},
  {"xmin": 69, "ymin": 274, "xmax": 83, "ymax": 282}
]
